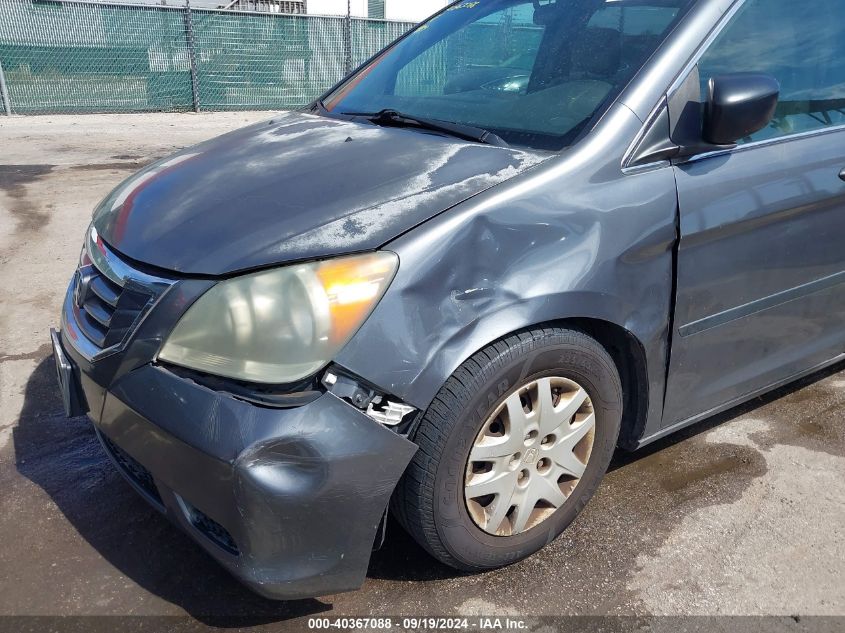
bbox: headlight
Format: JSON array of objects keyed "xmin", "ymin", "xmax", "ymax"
[{"xmin": 159, "ymin": 252, "xmax": 398, "ymax": 384}]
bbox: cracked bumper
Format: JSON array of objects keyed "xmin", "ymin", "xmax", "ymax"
[{"xmin": 56, "ymin": 329, "xmax": 418, "ymax": 600}]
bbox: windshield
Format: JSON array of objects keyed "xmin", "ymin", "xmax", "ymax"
[{"xmin": 321, "ymin": 0, "xmax": 694, "ymax": 151}]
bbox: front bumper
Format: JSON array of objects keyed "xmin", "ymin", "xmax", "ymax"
[{"xmin": 55, "ymin": 327, "xmax": 417, "ymax": 600}]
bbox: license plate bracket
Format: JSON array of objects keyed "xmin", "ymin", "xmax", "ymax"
[{"xmin": 50, "ymin": 328, "xmax": 87, "ymax": 418}]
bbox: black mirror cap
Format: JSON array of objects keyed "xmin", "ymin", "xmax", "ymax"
[{"xmin": 704, "ymin": 73, "xmax": 780, "ymax": 146}]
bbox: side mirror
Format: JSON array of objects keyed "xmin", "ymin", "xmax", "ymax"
[{"xmin": 703, "ymin": 73, "xmax": 780, "ymax": 145}]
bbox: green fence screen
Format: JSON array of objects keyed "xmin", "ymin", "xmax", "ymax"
[{"xmin": 0, "ymin": 0, "xmax": 414, "ymax": 113}]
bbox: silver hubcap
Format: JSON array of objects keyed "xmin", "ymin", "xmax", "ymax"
[{"xmin": 464, "ymin": 377, "xmax": 596, "ymax": 536}]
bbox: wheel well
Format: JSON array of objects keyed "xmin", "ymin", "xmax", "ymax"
[
  {"xmin": 562, "ymin": 318, "xmax": 648, "ymax": 451},
  {"xmin": 409, "ymin": 317, "xmax": 651, "ymax": 450}
]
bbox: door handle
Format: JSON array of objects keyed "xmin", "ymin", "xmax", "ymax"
[{"xmin": 840, "ymin": 168, "xmax": 845, "ymax": 182}]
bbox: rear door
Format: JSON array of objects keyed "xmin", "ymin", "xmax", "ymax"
[{"xmin": 663, "ymin": 0, "xmax": 845, "ymax": 426}]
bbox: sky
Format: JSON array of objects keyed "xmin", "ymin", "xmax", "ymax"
[{"xmin": 306, "ymin": 0, "xmax": 448, "ymax": 22}]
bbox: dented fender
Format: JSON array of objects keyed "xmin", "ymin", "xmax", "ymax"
[{"xmin": 336, "ymin": 104, "xmax": 680, "ymax": 442}]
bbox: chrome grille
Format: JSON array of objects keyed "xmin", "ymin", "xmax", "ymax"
[
  {"xmin": 72, "ymin": 264, "xmax": 155, "ymax": 350},
  {"xmin": 64, "ymin": 225, "xmax": 174, "ymax": 359}
]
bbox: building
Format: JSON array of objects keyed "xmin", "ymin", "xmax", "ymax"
[
  {"xmin": 83, "ymin": 0, "xmax": 450, "ymax": 20},
  {"xmin": 307, "ymin": 0, "xmax": 449, "ymax": 22},
  {"xmin": 221, "ymin": 0, "xmax": 307, "ymax": 12},
  {"xmin": 86, "ymin": 0, "xmax": 446, "ymax": 19},
  {"xmin": 84, "ymin": 0, "xmax": 309, "ymax": 10}
]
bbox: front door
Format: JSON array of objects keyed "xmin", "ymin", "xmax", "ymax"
[{"xmin": 663, "ymin": 0, "xmax": 845, "ymax": 426}]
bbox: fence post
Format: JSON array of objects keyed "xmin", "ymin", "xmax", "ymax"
[
  {"xmin": 344, "ymin": 0, "xmax": 353, "ymax": 74},
  {"xmin": 184, "ymin": 0, "xmax": 201, "ymax": 112},
  {"xmin": 0, "ymin": 60, "xmax": 12, "ymax": 116}
]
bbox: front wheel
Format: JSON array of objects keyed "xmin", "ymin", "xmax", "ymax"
[{"xmin": 393, "ymin": 327, "xmax": 623, "ymax": 571}]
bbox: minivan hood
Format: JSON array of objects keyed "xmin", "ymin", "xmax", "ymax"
[{"xmin": 93, "ymin": 112, "xmax": 546, "ymax": 276}]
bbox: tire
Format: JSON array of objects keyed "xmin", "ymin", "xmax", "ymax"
[{"xmin": 393, "ymin": 327, "xmax": 623, "ymax": 571}]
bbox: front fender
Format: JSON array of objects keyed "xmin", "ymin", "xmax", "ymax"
[{"xmin": 335, "ymin": 104, "xmax": 678, "ymax": 441}]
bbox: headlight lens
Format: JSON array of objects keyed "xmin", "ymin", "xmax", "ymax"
[{"xmin": 159, "ymin": 252, "xmax": 398, "ymax": 384}]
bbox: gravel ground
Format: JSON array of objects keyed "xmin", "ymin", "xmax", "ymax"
[{"xmin": 0, "ymin": 113, "xmax": 843, "ymax": 630}]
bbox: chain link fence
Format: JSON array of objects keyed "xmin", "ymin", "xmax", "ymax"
[{"xmin": 0, "ymin": 0, "xmax": 414, "ymax": 114}]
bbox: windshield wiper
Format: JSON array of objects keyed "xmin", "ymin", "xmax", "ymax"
[{"xmin": 340, "ymin": 109, "xmax": 509, "ymax": 147}]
